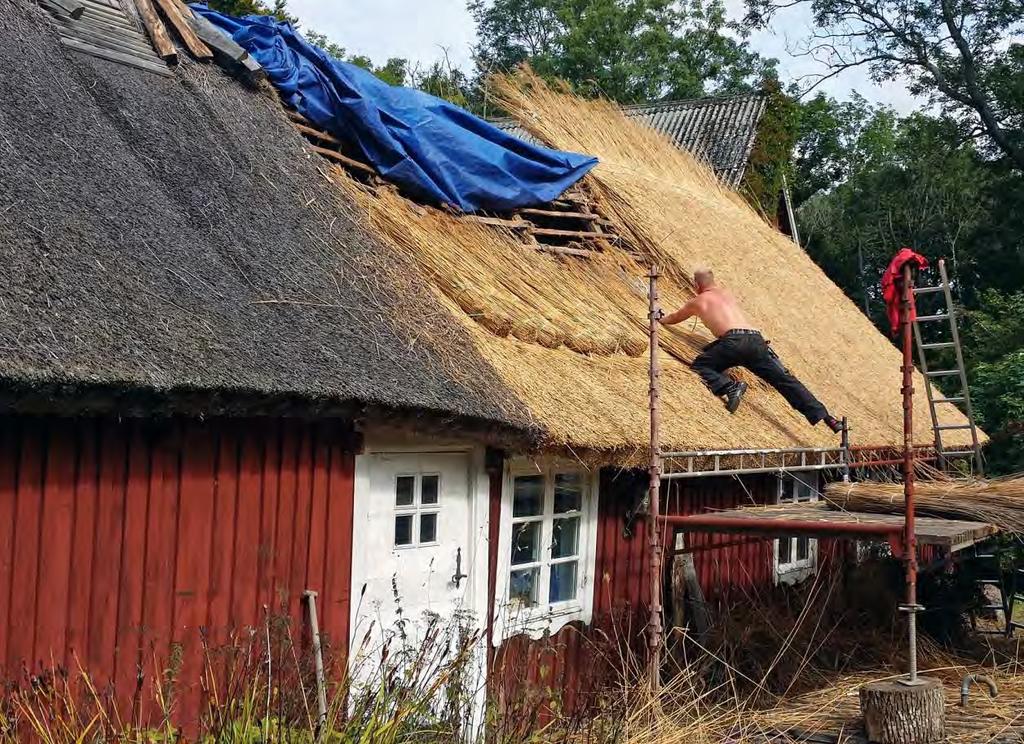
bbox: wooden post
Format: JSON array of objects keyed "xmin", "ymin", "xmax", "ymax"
[{"xmin": 860, "ymin": 678, "xmax": 945, "ymax": 743}]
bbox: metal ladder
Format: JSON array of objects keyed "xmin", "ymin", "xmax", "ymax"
[{"xmin": 911, "ymin": 258, "xmax": 984, "ymax": 474}]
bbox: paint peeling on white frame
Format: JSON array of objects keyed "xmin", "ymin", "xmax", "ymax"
[{"xmin": 492, "ymin": 458, "xmax": 599, "ymax": 643}]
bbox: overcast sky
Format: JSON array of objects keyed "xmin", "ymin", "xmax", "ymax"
[{"xmin": 287, "ymin": 0, "xmax": 924, "ymax": 113}]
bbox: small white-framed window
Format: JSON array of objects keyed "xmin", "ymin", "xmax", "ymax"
[
  {"xmin": 393, "ymin": 473, "xmax": 440, "ymax": 548},
  {"xmin": 774, "ymin": 472, "xmax": 820, "ymax": 584},
  {"xmin": 497, "ymin": 462, "xmax": 598, "ymax": 639}
]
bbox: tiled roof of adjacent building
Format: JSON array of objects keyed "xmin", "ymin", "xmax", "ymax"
[{"xmin": 493, "ymin": 92, "xmax": 766, "ymax": 188}]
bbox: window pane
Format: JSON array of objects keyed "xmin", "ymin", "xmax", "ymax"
[
  {"xmin": 551, "ymin": 516, "xmax": 579, "ymax": 559},
  {"xmin": 554, "ymin": 473, "xmax": 582, "ymax": 513},
  {"xmin": 420, "ymin": 512, "xmax": 438, "ymax": 543},
  {"xmin": 396, "ymin": 476, "xmax": 415, "ymax": 507},
  {"xmin": 513, "ymin": 475, "xmax": 543, "ymax": 517},
  {"xmin": 796, "ymin": 537, "xmax": 810, "ymax": 561},
  {"xmin": 778, "ymin": 537, "xmax": 792, "ymax": 565},
  {"xmin": 509, "ymin": 567, "xmax": 539, "ymax": 606},
  {"xmin": 549, "ymin": 561, "xmax": 578, "ymax": 603},
  {"xmin": 796, "ymin": 481, "xmax": 814, "ymax": 502},
  {"xmin": 511, "ymin": 521, "xmax": 541, "ymax": 565},
  {"xmin": 421, "ymin": 474, "xmax": 439, "ymax": 505},
  {"xmin": 394, "ymin": 514, "xmax": 413, "ymax": 546}
]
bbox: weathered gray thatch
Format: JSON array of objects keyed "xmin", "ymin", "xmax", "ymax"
[{"xmin": 0, "ymin": 1, "xmax": 534, "ymax": 433}]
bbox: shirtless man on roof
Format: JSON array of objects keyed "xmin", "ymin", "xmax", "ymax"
[{"xmin": 660, "ymin": 268, "xmax": 843, "ymax": 434}]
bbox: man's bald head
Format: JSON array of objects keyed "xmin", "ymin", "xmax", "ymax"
[{"xmin": 694, "ymin": 268, "xmax": 715, "ymax": 291}]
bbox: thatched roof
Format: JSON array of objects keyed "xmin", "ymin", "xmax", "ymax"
[
  {"xmin": 0, "ymin": 2, "xmax": 981, "ymax": 462},
  {"xmin": 329, "ymin": 71, "xmax": 981, "ymax": 461},
  {"xmin": 0, "ymin": 2, "xmax": 532, "ymax": 432}
]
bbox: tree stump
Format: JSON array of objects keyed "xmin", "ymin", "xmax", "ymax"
[{"xmin": 859, "ymin": 677, "xmax": 946, "ymax": 743}]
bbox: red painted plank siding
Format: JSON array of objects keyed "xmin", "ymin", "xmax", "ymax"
[
  {"xmin": 0, "ymin": 416, "xmax": 356, "ymax": 730},
  {"xmin": 494, "ymin": 470, "xmax": 786, "ymax": 714}
]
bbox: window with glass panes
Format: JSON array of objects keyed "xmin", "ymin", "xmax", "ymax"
[
  {"xmin": 508, "ymin": 471, "xmax": 585, "ymax": 610},
  {"xmin": 775, "ymin": 473, "xmax": 819, "ymax": 579},
  {"xmin": 393, "ymin": 473, "xmax": 440, "ymax": 547}
]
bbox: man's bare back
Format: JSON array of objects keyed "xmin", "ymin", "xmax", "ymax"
[{"xmin": 660, "ymin": 285, "xmax": 755, "ymax": 338}]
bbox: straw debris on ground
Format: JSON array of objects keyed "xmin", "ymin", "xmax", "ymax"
[{"xmin": 327, "ymin": 69, "xmax": 979, "ymax": 462}]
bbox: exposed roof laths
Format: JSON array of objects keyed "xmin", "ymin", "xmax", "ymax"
[
  {"xmin": 43, "ymin": 0, "xmax": 170, "ymax": 76},
  {"xmin": 493, "ymin": 93, "xmax": 767, "ymax": 188}
]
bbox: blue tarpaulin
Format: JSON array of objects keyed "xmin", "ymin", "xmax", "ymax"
[{"xmin": 191, "ymin": 5, "xmax": 598, "ymax": 213}]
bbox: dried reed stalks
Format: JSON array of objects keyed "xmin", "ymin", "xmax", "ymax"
[{"xmin": 825, "ymin": 474, "xmax": 1024, "ymax": 533}]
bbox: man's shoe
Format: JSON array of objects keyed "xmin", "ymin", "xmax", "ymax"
[
  {"xmin": 725, "ymin": 382, "xmax": 748, "ymax": 413},
  {"xmin": 823, "ymin": 415, "xmax": 843, "ymax": 434}
]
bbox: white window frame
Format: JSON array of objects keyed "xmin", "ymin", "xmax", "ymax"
[
  {"xmin": 493, "ymin": 459, "xmax": 599, "ymax": 642},
  {"xmin": 392, "ymin": 472, "xmax": 441, "ymax": 549},
  {"xmin": 774, "ymin": 472, "xmax": 820, "ymax": 585}
]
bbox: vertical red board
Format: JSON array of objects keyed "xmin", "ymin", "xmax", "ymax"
[
  {"xmin": 0, "ymin": 420, "xmax": 20, "ymax": 675},
  {"xmin": 305, "ymin": 430, "xmax": 330, "ymax": 598},
  {"xmin": 172, "ymin": 422, "xmax": 217, "ymax": 730},
  {"xmin": 322, "ymin": 445, "xmax": 353, "ymax": 669},
  {"xmin": 207, "ymin": 425, "xmax": 239, "ymax": 646},
  {"xmin": 290, "ymin": 426, "xmax": 314, "ymax": 627},
  {"xmin": 66, "ymin": 422, "xmax": 98, "ymax": 673},
  {"xmin": 139, "ymin": 423, "xmax": 181, "ymax": 723},
  {"xmin": 7, "ymin": 421, "xmax": 44, "ymax": 673},
  {"xmin": 256, "ymin": 421, "xmax": 281, "ymax": 617},
  {"xmin": 87, "ymin": 422, "xmax": 128, "ymax": 684},
  {"xmin": 34, "ymin": 422, "xmax": 76, "ymax": 671},
  {"xmin": 113, "ymin": 423, "xmax": 152, "ymax": 721},
  {"xmin": 232, "ymin": 424, "xmax": 263, "ymax": 631},
  {"xmin": 273, "ymin": 422, "xmax": 299, "ymax": 616}
]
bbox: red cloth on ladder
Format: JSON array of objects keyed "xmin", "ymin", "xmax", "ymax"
[{"xmin": 882, "ymin": 248, "xmax": 929, "ymax": 335}]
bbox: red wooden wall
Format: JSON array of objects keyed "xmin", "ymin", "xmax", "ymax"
[
  {"xmin": 0, "ymin": 416, "xmax": 354, "ymax": 727},
  {"xmin": 490, "ymin": 470, "xmax": 786, "ymax": 717}
]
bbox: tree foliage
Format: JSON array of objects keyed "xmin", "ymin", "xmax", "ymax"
[
  {"xmin": 469, "ymin": 0, "xmax": 775, "ymax": 103},
  {"xmin": 796, "ymin": 98, "xmax": 1024, "ymax": 471},
  {"xmin": 745, "ymin": 0, "xmax": 1024, "ymax": 170}
]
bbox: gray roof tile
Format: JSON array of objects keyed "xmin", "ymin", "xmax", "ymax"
[{"xmin": 493, "ymin": 93, "xmax": 766, "ymax": 187}]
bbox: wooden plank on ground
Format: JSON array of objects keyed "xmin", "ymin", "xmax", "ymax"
[
  {"xmin": 131, "ymin": 0, "xmax": 177, "ymax": 61},
  {"xmin": 152, "ymin": 0, "xmax": 212, "ymax": 60}
]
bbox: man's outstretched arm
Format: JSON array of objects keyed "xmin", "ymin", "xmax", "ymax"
[{"xmin": 660, "ymin": 298, "xmax": 699, "ymax": 325}]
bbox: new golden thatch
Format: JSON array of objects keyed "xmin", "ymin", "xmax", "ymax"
[{"xmin": 330, "ymin": 70, "xmax": 981, "ymax": 463}]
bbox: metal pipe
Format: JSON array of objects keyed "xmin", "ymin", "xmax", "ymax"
[
  {"xmin": 900, "ymin": 262, "xmax": 921, "ymax": 684},
  {"xmin": 840, "ymin": 417, "xmax": 851, "ymax": 483},
  {"xmin": 647, "ymin": 265, "xmax": 663, "ymax": 691},
  {"xmin": 849, "ymin": 455, "xmax": 938, "ymax": 469},
  {"xmin": 658, "ymin": 513, "xmax": 903, "ymax": 539},
  {"xmin": 303, "ymin": 590, "xmax": 328, "ymax": 734},
  {"xmin": 662, "ymin": 446, "xmax": 846, "ymax": 458},
  {"xmin": 960, "ymin": 674, "xmax": 998, "ymax": 706}
]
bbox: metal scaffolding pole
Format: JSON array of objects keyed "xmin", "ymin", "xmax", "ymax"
[
  {"xmin": 647, "ymin": 265, "xmax": 663, "ymax": 691},
  {"xmin": 900, "ymin": 261, "xmax": 922, "ymax": 685}
]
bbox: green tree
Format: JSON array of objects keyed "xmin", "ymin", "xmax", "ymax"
[
  {"xmin": 744, "ymin": 0, "xmax": 1024, "ymax": 170},
  {"xmin": 963, "ymin": 292, "xmax": 1024, "ymax": 473},
  {"xmin": 206, "ymin": 0, "xmax": 294, "ymax": 22},
  {"xmin": 468, "ymin": 0, "xmax": 775, "ymax": 103}
]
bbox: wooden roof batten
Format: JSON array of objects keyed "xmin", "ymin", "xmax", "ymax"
[{"xmin": 285, "ymin": 109, "xmax": 624, "ymax": 257}]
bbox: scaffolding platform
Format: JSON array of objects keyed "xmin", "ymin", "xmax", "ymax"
[{"xmin": 662, "ymin": 501, "xmax": 998, "ymax": 552}]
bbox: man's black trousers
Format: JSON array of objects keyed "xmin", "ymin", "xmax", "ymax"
[{"xmin": 691, "ymin": 329, "xmax": 828, "ymax": 424}]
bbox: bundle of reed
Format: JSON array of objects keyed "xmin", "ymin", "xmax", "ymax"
[{"xmin": 824, "ymin": 476, "xmax": 1024, "ymax": 533}]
